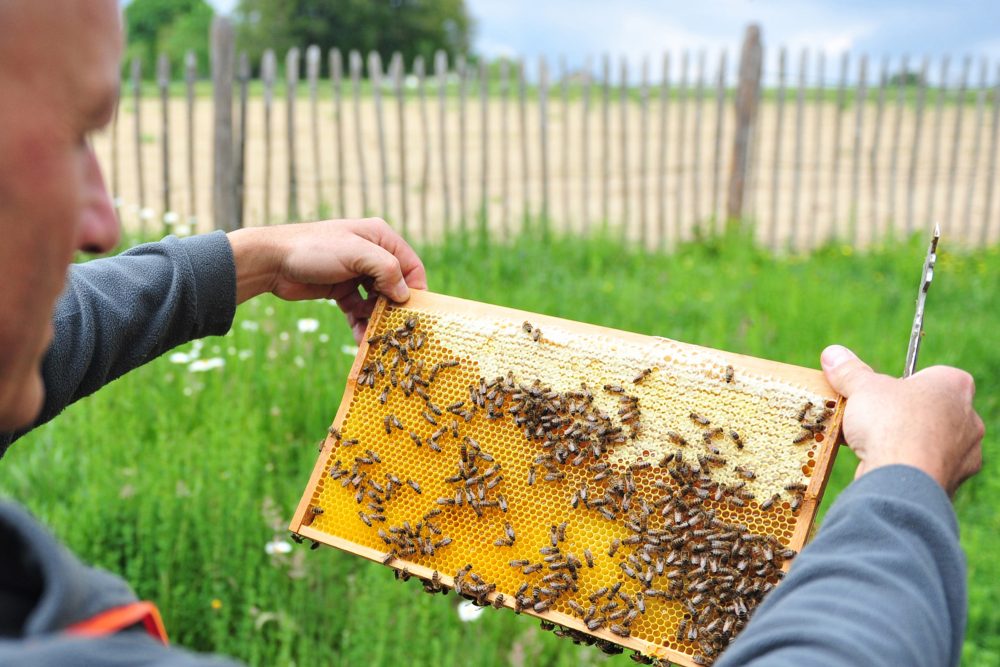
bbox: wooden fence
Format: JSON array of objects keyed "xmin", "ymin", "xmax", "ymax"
[{"xmin": 92, "ymin": 21, "xmax": 1000, "ymax": 250}]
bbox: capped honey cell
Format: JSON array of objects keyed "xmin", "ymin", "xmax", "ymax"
[{"xmin": 291, "ymin": 291, "xmax": 843, "ymax": 667}]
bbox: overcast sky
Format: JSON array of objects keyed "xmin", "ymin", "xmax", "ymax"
[{"xmin": 208, "ymin": 0, "xmax": 999, "ymax": 84}]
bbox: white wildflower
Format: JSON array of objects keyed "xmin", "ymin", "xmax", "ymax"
[
  {"xmin": 188, "ymin": 357, "xmax": 225, "ymax": 372},
  {"xmin": 318, "ymin": 333, "xmax": 330, "ymax": 343},
  {"xmin": 265, "ymin": 538, "xmax": 293, "ymax": 555},
  {"xmin": 169, "ymin": 352, "xmax": 191, "ymax": 364},
  {"xmin": 240, "ymin": 320, "xmax": 260, "ymax": 331},
  {"xmin": 341, "ymin": 344, "xmax": 359, "ymax": 356},
  {"xmin": 297, "ymin": 318, "xmax": 320, "ymax": 333},
  {"xmin": 457, "ymin": 600, "xmax": 485, "ymax": 623}
]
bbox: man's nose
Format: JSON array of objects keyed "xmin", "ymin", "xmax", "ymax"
[{"xmin": 76, "ymin": 145, "xmax": 120, "ymax": 255}]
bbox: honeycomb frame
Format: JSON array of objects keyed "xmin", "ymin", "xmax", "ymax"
[{"xmin": 291, "ymin": 291, "xmax": 843, "ymax": 666}]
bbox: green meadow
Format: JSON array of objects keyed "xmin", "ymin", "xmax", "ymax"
[{"xmin": 2, "ymin": 227, "xmax": 997, "ymax": 666}]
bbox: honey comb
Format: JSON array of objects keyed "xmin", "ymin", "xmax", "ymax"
[{"xmin": 291, "ymin": 290, "xmax": 843, "ymax": 666}]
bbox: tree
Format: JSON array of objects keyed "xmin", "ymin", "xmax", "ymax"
[
  {"xmin": 124, "ymin": 0, "xmax": 214, "ymax": 79},
  {"xmin": 234, "ymin": 0, "xmax": 474, "ymax": 74}
]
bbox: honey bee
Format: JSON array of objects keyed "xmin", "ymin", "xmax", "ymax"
[
  {"xmin": 792, "ymin": 430, "xmax": 812, "ymax": 444},
  {"xmin": 734, "ymin": 465, "xmax": 756, "ymax": 479},
  {"xmin": 342, "ymin": 438, "xmax": 359, "ymax": 447},
  {"xmin": 405, "ymin": 316, "xmax": 418, "ymax": 330},
  {"xmin": 608, "ymin": 538, "xmax": 621, "ymax": 557},
  {"xmin": 797, "ymin": 401, "xmax": 814, "ymax": 422},
  {"xmin": 760, "ymin": 493, "xmax": 780, "ymax": 511},
  {"xmin": 609, "ymin": 624, "xmax": 630, "ymax": 638},
  {"xmin": 498, "ymin": 494, "xmax": 508, "ymax": 512},
  {"xmin": 632, "ymin": 368, "xmax": 652, "ymax": 384},
  {"xmin": 406, "ymin": 479, "xmax": 422, "ymax": 494},
  {"xmin": 629, "ymin": 461, "xmax": 652, "ymax": 471},
  {"xmin": 492, "ymin": 594, "xmax": 505, "ymax": 609},
  {"xmin": 676, "ymin": 618, "xmax": 689, "ymax": 642},
  {"xmin": 378, "ymin": 386, "xmax": 389, "ymax": 404},
  {"xmin": 584, "ymin": 549, "xmax": 595, "ymax": 568},
  {"xmin": 730, "ymin": 430, "xmax": 744, "ymax": 448},
  {"xmin": 408, "ymin": 432, "xmax": 422, "ymax": 447},
  {"xmin": 531, "ymin": 328, "xmax": 541, "ymax": 342},
  {"xmin": 724, "ymin": 365, "xmax": 735, "ymax": 383},
  {"xmin": 522, "ymin": 563, "xmax": 542, "ymax": 574},
  {"xmin": 421, "ymin": 410, "xmax": 437, "ymax": 426},
  {"xmin": 358, "ymin": 511, "xmax": 372, "ymax": 527},
  {"xmin": 586, "ymin": 618, "xmax": 604, "ymax": 631},
  {"xmin": 310, "ymin": 506, "xmax": 324, "ymax": 515},
  {"xmin": 383, "ymin": 415, "xmax": 391, "ymax": 434},
  {"xmin": 522, "ymin": 321, "xmax": 533, "ymax": 333},
  {"xmin": 789, "ymin": 495, "xmax": 803, "ymax": 512},
  {"xmin": 381, "ymin": 551, "xmax": 395, "ymax": 565},
  {"xmin": 690, "ymin": 412, "xmax": 711, "ymax": 426},
  {"xmin": 784, "ymin": 482, "xmax": 807, "ymax": 492},
  {"xmin": 427, "ymin": 401, "xmax": 443, "ymax": 416},
  {"xmin": 527, "ymin": 466, "xmax": 537, "ymax": 485}
]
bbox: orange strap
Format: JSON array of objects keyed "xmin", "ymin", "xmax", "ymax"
[{"xmin": 64, "ymin": 601, "xmax": 169, "ymax": 645}]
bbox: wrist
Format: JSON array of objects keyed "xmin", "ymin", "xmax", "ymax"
[{"xmin": 227, "ymin": 227, "xmax": 281, "ymax": 304}]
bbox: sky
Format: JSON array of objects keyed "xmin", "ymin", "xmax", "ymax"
[{"xmin": 208, "ymin": 0, "xmax": 999, "ymax": 85}]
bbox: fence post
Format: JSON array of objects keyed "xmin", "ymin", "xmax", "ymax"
[
  {"xmin": 499, "ymin": 58, "xmax": 510, "ymax": 237},
  {"xmin": 211, "ymin": 17, "xmax": 237, "ymax": 231},
  {"xmin": 692, "ymin": 51, "xmax": 706, "ymax": 234},
  {"xmin": 306, "ymin": 45, "xmax": 323, "ymax": 217},
  {"xmin": 639, "ymin": 56, "xmax": 650, "ymax": 245},
  {"xmin": 369, "ymin": 51, "xmax": 389, "ymax": 220},
  {"xmin": 961, "ymin": 58, "xmax": 989, "ymax": 241},
  {"xmin": 905, "ymin": 57, "xmax": 929, "ymax": 237},
  {"xmin": 157, "ymin": 53, "xmax": 171, "ymax": 233},
  {"xmin": 619, "ymin": 56, "xmax": 630, "ymax": 237},
  {"xmin": 479, "ymin": 57, "xmax": 489, "ymax": 234},
  {"xmin": 434, "ymin": 50, "xmax": 450, "ymax": 232},
  {"xmin": 414, "ymin": 55, "xmax": 430, "ymax": 239},
  {"xmin": 726, "ymin": 24, "xmax": 762, "ymax": 223},
  {"xmin": 658, "ymin": 52, "xmax": 670, "ymax": 247},
  {"xmin": 925, "ymin": 56, "xmax": 950, "ymax": 230},
  {"xmin": 392, "ymin": 53, "xmax": 409, "ymax": 236},
  {"xmin": 982, "ymin": 64, "xmax": 1000, "ymax": 244},
  {"xmin": 235, "ymin": 52, "xmax": 249, "ymax": 228},
  {"xmin": 456, "ymin": 55, "xmax": 468, "ymax": 230},
  {"xmin": 790, "ymin": 49, "xmax": 807, "ymax": 249},
  {"xmin": 185, "ymin": 50, "xmax": 197, "ymax": 228},
  {"xmin": 712, "ymin": 50, "xmax": 727, "ymax": 234},
  {"xmin": 540, "ymin": 55, "xmax": 550, "ymax": 230},
  {"xmin": 849, "ymin": 54, "xmax": 868, "ymax": 247},
  {"xmin": 869, "ymin": 57, "xmax": 888, "ymax": 239},
  {"xmin": 131, "ymin": 57, "xmax": 146, "ymax": 234},
  {"xmin": 329, "ymin": 49, "xmax": 345, "ymax": 217},
  {"xmin": 286, "ymin": 47, "xmax": 301, "ymax": 222},
  {"xmin": 581, "ymin": 56, "xmax": 592, "ymax": 235},
  {"xmin": 768, "ymin": 47, "xmax": 787, "ymax": 248},
  {"xmin": 261, "ymin": 49, "xmax": 276, "ymax": 224}
]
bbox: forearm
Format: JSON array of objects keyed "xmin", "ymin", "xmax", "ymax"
[
  {"xmin": 717, "ymin": 465, "xmax": 965, "ymax": 667},
  {"xmin": 0, "ymin": 232, "xmax": 236, "ymax": 453}
]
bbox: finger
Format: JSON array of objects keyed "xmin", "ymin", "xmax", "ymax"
[
  {"xmin": 821, "ymin": 345, "xmax": 876, "ymax": 398},
  {"xmin": 346, "ymin": 241, "xmax": 410, "ymax": 303},
  {"xmin": 353, "ymin": 218, "xmax": 428, "ymax": 291}
]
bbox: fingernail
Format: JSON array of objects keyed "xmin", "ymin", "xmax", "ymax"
[
  {"xmin": 391, "ymin": 279, "xmax": 409, "ymax": 302},
  {"xmin": 821, "ymin": 345, "xmax": 856, "ymax": 369}
]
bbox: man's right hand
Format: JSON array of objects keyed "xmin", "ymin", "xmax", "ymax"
[{"xmin": 821, "ymin": 344, "xmax": 984, "ymax": 496}]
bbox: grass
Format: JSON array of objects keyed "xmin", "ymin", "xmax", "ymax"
[{"xmin": 2, "ymin": 226, "xmax": 998, "ymax": 666}]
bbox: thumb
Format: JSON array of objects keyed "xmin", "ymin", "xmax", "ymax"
[{"xmin": 821, "ymin": 345, "xmax": 875, "ymax": 398}]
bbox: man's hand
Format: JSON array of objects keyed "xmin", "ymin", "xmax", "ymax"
[
  {"xmin": 227, "ymin": 219, "xmax": 428, "ymax": 343},
  {"xmin": 821, "ymin": 344, "xmax": 984, "ymax": 496}
]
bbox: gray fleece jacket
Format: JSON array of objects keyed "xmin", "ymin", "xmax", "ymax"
[{"xmin": 0, "ymin": 233, "xmax": 967, "ymax": 666}]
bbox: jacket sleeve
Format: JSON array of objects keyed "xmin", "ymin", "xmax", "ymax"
[
  {"xmin": 0, "ymin": 232, "xmax": 236, "ymax": 457},
  {"xmin": 716, "ymin": 464, "xmax": 966, "ymax": 667}
]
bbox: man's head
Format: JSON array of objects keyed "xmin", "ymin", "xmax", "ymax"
[{"xmin": 0, "ymin": 0, "xmax": 122, "ymax": 430}]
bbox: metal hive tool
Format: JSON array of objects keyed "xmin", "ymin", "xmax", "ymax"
[{"xmin": 291, "ymin": 290, "xmax": 843, "ymax": 666}]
